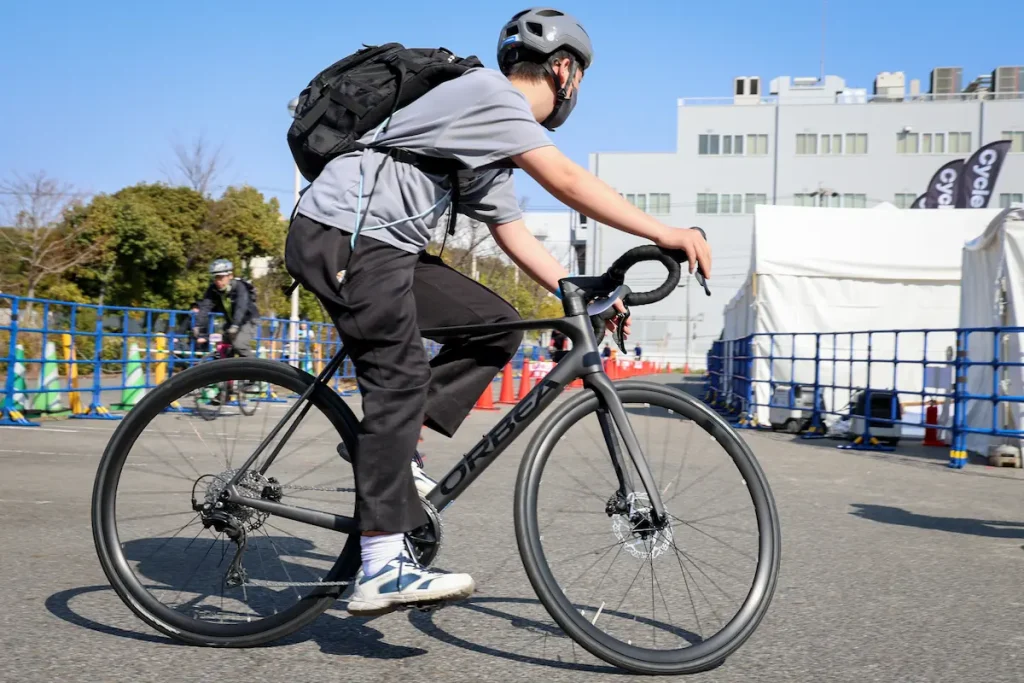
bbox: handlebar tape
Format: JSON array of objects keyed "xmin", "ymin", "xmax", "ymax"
[{"xmin": 606, "ymin": 228, "xmax": 708, "ymax": 306}]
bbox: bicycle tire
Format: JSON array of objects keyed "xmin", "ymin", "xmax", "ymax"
[
  {"xmin": 514, "ymin": 380, "xmax": 781, "ymax": 675},
  {"xmin": 236, "ymin": 380, "xmax": 259, "ymax": 417},
  {"xmin": 92, "ymin": 357, "xmax": 362, "ymax": 647}
]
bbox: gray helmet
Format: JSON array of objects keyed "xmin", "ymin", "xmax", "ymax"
[
  {"xmin": 209, "ymin": 258, "xmax": 233, "ymax": 276},
  {"xmin": 497, "ymin": 8, "xmax": 593, "ymax": 74}
]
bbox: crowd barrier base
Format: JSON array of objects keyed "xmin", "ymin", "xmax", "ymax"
[{"xmin": 837, "ymin": 435, "xmax": 896, "ymax": 453}]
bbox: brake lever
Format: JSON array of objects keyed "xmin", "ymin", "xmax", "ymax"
[
  {"xmin": 613, "ymin": 307, "xmax": 630, "ymax": 355},
  {"xmin": 694, "ymin": 269, "xmax": 711, "ymax": 296}
]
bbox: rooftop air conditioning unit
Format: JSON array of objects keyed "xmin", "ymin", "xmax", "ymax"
[
  {"xmin": 873, "ymin": 71, "xmax": 906, "ymax": 100},
  {"xmin": 993, "ymin": 66, "xmax": 1022, "ymax": 100},
  {"xmin": 930, "ymin": 67, "xmax": 962, "ymax": 99}
]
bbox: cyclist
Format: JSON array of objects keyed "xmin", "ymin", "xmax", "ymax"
[
  {"xmin": 194, "ymin": 259, "xmax": 259, "ymax": 358},
  {"xmin": 549, "ymin": 329, "xmax": 569, "ymax": 362},
  {"xmin": 284, "ymin": 7, "xmax": 711, "ymax": 616}
]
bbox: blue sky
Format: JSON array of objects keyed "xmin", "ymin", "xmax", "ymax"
[{"xmin": 2, "ymin": 0, "xmax": 1020, "ymax": 214}]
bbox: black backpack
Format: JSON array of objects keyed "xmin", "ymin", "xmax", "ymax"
[
  {"xmin": 287, "ymin": 42, "xmax": 483, "ymax": 185},
  {"xmin": 236, "ymin": 278, "xmax": 259, "ymax": 318}
]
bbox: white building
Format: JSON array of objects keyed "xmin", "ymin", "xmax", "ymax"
[{"xmin": 586, "ymin": 66, "xmax": 1024, "ymax": 368}]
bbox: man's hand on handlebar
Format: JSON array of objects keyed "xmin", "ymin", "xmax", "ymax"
[
  {"xmin": 607, "ymin": 299, "xmax": 631, "ymax": 337},
  {"xmin": 653, "ymin": 227, "xmax": 712, "ymax": 279}
]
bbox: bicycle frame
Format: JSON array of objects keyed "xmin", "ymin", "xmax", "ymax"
[{"xmin": 221, "ymin": 309, "xmax": 669, "ymax": 533}]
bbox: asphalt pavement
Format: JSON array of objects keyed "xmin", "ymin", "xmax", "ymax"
[{"xmin": 1, "ymin": 376, "xmax": 1021, "ymax": 683}]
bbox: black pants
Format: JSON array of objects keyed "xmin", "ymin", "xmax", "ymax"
[{"xmin": 285, "ymin": 214, "xmax": 523, "ymax": 533}]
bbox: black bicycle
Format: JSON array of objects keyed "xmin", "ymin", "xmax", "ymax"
[
  {"xmin": 91, "ymin": 242, "xmax": 781, "ymax": 675},
  {"xmin": 190, "ymin": 333, "xmax": 260, "ymax": 420}
]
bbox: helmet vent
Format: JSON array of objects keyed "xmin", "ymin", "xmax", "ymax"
[
  {"xmin": 536, "ymin": 9, "xmax": 563, "ymax": 17},
  {"xmin": 526, "ymin": 22, "xmax": 544, "ymax": 36}
]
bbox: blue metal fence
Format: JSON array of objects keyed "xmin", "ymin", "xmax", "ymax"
[
  {"xmin": 1, "ymin": 293, "xmax": 537, "ymax": 427},
  {"xmin": 705, "ymin": 326, "xmax": 1023, "ymax": 468}
]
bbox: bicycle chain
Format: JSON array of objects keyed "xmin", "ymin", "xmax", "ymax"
[{"xmin": 238, "ymin": 483, "xmax": 356, "ymax": 588}]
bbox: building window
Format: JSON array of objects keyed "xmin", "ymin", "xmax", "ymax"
[
  {"xmin": 794, "ymin": 193, "xmax": 813, "ymax": 207},
  {"xmin": 698, "ymin": 134, "xmax": 722, "ymax": 155},
  {"xmin": 747, "ymin": 134, "xmax": 769, "ymax": 155},
  {"xmin": 846, "ymin": 133, "xmax": 868, "ymax": 154},
  {"xmin": 894, "ymin": 193, "xmax": 917, "ymax": 208},
  {"xmin": 922, "ymin": 134, "xmax": 933, "ymax": 154},
  {"xmin": 696, "ymin": 193, "xmax": 718, "ymax": 214},
  {"xmin": 897, "ymin": 132, "xmax": 919, "ymax": 154},
  {"xmin": 796, "ymin": 134, "xmax": 818, "ymax": 155},
  {"xmin": 934, "ymin": 133, "xmax": 945, "ymax": 153},
  {"xmin": 843, "ymin": 193, "xmax": 867, "ymax": 208},
  {"xmin": 734, "ymin": 135, "xmax": 745, "ymax": 155},
  {"xmin": 648, "ymin": 193, "xmax": 671, "ymax": 215},
  {"xmin": 948, "ymin": 132, "xmax": 972, "ymax": 154},
  {"xmin": 744, "ymin": 194, "xmax": 768, "ymax": 213},
  {"xmin": 1002, "ymin": 131, "xmax": 1024, "ymax": 153},
  {"xmin": 718, "ymin": 193, "xmax": 743, "ymax": 214},
  {"xmin": 820, "ymin": 134, "xmax": 843, "ymax": 155},
  {"xmin": 999, "ymin": 193, "xmax": 1024, "ymax": 208}
]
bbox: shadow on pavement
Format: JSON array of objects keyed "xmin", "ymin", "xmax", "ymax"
[
  {"xmin": 849, "ymin": 504, "xmax": 1024, "ymax": 539},
  {"xmin": 45, "ymin": 584, "xmax": 427, "ymax": 659},
  {"xmin": 406, "ymin": 595, "xmax": 708, "ymax": 675}
]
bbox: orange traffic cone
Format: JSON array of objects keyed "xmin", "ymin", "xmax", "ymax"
[
  {"xmin": 473, "ymin": 381, "xmax": 499, "ymax": 411},
  {"xmin": 569, "ymin": 378, "xmax": 584, "ymax": 390},
  {"xmin": 497, "ymin": 363, "xmax": 517, "ymax": 404},
  {"xmin": 517, "ymin": 359, "xmax": 532, "ymax": 399}
]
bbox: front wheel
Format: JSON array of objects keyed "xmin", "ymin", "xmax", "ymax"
[{"xmin": 514, "ymin": 381, "xmax": 781, "ymax": 675}]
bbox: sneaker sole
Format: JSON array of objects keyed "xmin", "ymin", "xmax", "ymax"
[{"xmin": 345, "ymin": 582, "xmax": 476, "ymax": 617}]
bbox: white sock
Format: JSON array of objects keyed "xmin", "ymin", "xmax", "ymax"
[{"xmin": 361, "ymin": 533, "xmax": 405, "ymax": 576}]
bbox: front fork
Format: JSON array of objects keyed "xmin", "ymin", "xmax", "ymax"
[{"xmin": 589, "ymin": 375, "xmax": 669, "ymax": 527}]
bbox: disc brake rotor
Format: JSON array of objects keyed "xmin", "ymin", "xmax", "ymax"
[{"xmin": 611, "ymin": 492, "xmax": 673, "ymax": 561}]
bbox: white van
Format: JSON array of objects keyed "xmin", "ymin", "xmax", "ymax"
[{"xmin": 768, "ymin": 384, "xmax": 822, "ymax": 433}]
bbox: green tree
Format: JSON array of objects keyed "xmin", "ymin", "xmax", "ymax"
[
  {"xmin": 63, "ymin": 182, "xmax": 285, "ymax": 311},
  {"xmin": 205, "ymin": 186, "xmax": 285, "ymax": 276}
]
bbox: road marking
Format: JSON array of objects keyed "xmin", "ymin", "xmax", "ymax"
[
  {"xmin": 0, "ymin": 426, "xmax": 79, "ymax": 433},
  {"xmin": 0, "ymin": 499, "xmax": 52, "ymax": 504}
]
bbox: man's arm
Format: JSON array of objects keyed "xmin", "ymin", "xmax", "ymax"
[
  {"xmin": 489, "ymin": 218, "xmax": 632, "ymax": 336},
  {"xmin": 512, "ymin": 146, "xmax": 711, "ymax": 277},
  {"xmin": 488, "ymin": 219, "xmax": 568, "ymax": 293}
]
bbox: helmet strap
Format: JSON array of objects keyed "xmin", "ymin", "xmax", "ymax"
[{"xmin": 540, "ymin": 58, "xmax": 578, "ymax": 130}]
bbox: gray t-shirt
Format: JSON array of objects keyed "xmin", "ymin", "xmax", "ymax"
[{"xmin": 296, "ymin": 67, "xmax": 553, "ymax": 253}]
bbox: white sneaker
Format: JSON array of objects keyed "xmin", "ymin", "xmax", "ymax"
[
  {"xmin": 346, "ymin": 556, "xmax": 475, "ymax": 616},
  {"xmin": 411, "ymin": 459, "xmax": 437, "ymax": 499}
]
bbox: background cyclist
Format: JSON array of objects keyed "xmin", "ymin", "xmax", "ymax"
[{"xmin": 194, "ymin": 259, "xmax": 260, "ymax": 358}]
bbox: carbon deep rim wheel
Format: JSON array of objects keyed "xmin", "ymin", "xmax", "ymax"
[
  {"xmin": 92, "ymin": 357, "xmax": 362, "ymax": 647},
  {"xmin": 514, "ymin": 380, "xmax": 781, "ymax": 675}
]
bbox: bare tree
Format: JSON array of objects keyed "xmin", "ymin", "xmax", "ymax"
[
  {"xmin": 162, "ymin": 132, "xmax": 229, "ymax": 196},
  {"xmin": 0, "ymin": 172, "xmax": 106, "ymax": 316}
]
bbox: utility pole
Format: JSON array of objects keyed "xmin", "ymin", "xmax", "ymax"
[{"xmin": 684, "ymin": 278, "xmax": 691, "ymax": 371}]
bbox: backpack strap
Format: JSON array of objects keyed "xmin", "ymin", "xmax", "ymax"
[{"xmin": 350, "ymin": 143, "xmax": 464, "ymax": 236}]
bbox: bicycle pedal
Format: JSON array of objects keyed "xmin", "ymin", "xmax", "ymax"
[{"xmin": 402, "ymin": 601, "xmax": 445, "ymax": 613}]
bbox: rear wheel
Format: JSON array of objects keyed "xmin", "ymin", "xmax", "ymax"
[
  {"xmin": 92, "ymin": 357, "xmax": 362, "ymax": 647},
  {"xmin": 515, "ymin": 381, "xmax": 781, "ymax": 675}
]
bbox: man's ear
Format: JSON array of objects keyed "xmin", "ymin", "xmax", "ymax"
[{"xmin": 551, "ymin": 57, "xmax": 573, "ymax": 88}]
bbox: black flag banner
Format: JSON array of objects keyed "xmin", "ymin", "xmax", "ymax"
[
  {"xmin": 921, "ymin": 159, "xmax": 964, "ymax": 208},
  {"xmin": 956, "ymin": 140, "xmax": 1012, "ymax": 208},
  {"xmin": 909, "ymin": 193, "xmax": 927, "ymax": 209}
]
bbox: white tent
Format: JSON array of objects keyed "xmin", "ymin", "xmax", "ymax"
[
  {"xmin": 723, "ymin": 204, "xmax": 1003, "ymax": 427},
  {"xmin": 958, "ymin": 208, "xmax": 1024, "ymax": 455}
]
